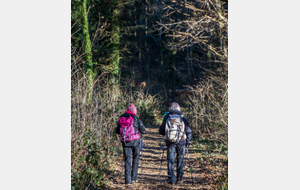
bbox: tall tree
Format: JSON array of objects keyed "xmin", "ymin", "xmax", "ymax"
[
  {"xmin": 171, "ymin": 31, "xmax": 176, "ymax": 100},
  {"xmin": 159, "ymin": 18, "xmax": 168, "ymax": 103},
  {"xmin": 110, "ymin": 0, "xmax": 121, "ymax": 85},
  {"xmin": 82, "ymin": 0, "xmax": 95, "ymax": 100}
]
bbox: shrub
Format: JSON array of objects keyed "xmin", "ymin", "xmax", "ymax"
[
  {"xmin": 71, "ymin": 72, "xmax": 162, "ymax": 189},
  {"xmin": 185, "ymin": 74, "xmax": 228, "ymax": 144}
]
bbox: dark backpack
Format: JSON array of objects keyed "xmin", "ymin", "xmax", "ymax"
[{"xmin": 119, "ymin": 115, "xmax": 140, "ymax": 143}]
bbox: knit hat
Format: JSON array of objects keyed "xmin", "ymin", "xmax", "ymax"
[
  {"xmin": 127, "ymin": 103, "xmax": 137, "ymax": 115},
  {"xmin": 169, "ymin": 102, "xmax": 181, "ymax": 112}
]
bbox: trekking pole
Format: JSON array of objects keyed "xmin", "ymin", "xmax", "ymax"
[
  {"xmin": 159, "ymin": 146, "xmax": 165, "ymax": 182},
  {"xmin": 159, "ymin": 140, "xmax": 166, "ymax": 182},
  {"xmin": 141, "ymin": 136, "xmax": 144, "ymax": 179},
  {"xmin": 186, "ymin": 144, "xmax": 194, "ymax": 185},
  {"xmin": 122, "ymin": 152, "xmax": 125, "ymax": 177},
  {"xmin": 120, "ymin": 140, "xmax": 124, "ymax": 177}
]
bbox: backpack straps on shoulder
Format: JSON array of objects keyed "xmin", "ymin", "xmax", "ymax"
[{"xmin": 128, "ymin": 114, "xmax": 140, "ymax": 135}]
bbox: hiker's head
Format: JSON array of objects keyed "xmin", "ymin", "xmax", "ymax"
[
  {"xmin": 127, "ymin": 103, "xmax": 137, "ymax": 115},
  {"xmin": 169, "ymin": 102, "xmax": 181, "ymax": 112}
]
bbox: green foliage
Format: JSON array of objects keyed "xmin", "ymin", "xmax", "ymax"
[
  {"xmin": 133, "ymin": 93, "xmax": 163, "ymax": 125},
  {"xmin": 71, "ymin": 128, "xmax": 109, "ymax": 189},
  {"xmin": 109, "ymin": 0, "xmax": 121, "ymax": 81}
]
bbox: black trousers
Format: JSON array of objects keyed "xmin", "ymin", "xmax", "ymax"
[
  {"xmin": 167, "ymin": 145, "xmax": 185, "ymax": 183},
  {"xmin": 123, "ymin": 145, "xmax": 140, "ymax": 184}
]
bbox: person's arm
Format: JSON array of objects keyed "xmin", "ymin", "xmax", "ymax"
[
  {"xmin": 116, "ymin": 120, "xmax": 121, "ymax": 134},
  {"xmin": 183, "ymin": 117, "xmax": 192, "ymax": 143},
  {"xmin": 159, "ymin": 115, "xmax": 168, "ymax": 136},
  {"xmin": 137, "ymin": 117, "xmax": 146, "ymax": 134}
]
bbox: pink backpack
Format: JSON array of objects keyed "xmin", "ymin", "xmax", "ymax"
[{"xmin": 119, "ymin": 115, "xmax": 140, "ymax": 143}]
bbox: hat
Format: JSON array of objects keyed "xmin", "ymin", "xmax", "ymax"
[
  {"xmin": 169, "ymin": 102, "xmax": 181, "ymax": 112},
  {"xmin": 127, "ymin": 103, "xmax": 137, "ymax": 115}
]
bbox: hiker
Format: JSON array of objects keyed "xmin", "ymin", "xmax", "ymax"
[
  {"xmin": 168, "ymin": 99, "xmax": 173, "ymax": 106},
  {"xmin": 159, "ymin": 102, "xmax": 192, "ymax": 185},
  {"xmin": 116, "ymin": 103, "xmax": 146, "ymax": 185}
]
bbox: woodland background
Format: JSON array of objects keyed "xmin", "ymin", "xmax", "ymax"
[
  {"xmin": 2, "ymin": 1, "xmax": 299, "ymax": 190},
  {"xmin": 71, "ymin": 0, "xmax": 228, "ymax": 189}
]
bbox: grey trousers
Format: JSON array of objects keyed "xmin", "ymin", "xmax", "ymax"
[
  {"xmin": 167, "ymin": 145, "xmax": 185, "ymax": 183},
  {"xmin": 123, "ymin": 145, "xmax": 140, "ymax": 184}
]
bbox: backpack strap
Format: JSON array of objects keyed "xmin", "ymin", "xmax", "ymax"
[{"xmin": 129, "ymin": 114, "xmax": 141, "ymax": 135}]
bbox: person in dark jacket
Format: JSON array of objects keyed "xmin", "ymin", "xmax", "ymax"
[
  {"xmin": 159, "ymin": 102, "xmax": 192, "ymax": 185},
  {"xmin": 116, "ymin": 103, "xmax": 146, "ymax": 185}
]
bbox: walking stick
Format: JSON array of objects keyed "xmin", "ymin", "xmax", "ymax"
[
  {"xmin": 120, "ymin": 141, "xmax": 124, "ymax": 177},
  {"xmin": 159, "ymin": 143, "xmax": 165, "ymax": 182},
  {"xmin": 141, "ymin": 136, "xmax": 144, "ymax": 178},
  {"xmin": 186, "ymin": 145, "xmax": 194, "ymax": 185}
]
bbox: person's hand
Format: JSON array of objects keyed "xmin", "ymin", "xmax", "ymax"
[{"xmin": 186, "ymin": 141, "xmax": 190, "ymax": 148}]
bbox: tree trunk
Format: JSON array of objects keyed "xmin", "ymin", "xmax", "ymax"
[
  {"xmin": 111, "ymin": 0, "xmax": 120, "ymax": 123},
  {"xmin": 111, "ymin": 0, "xmax": 120, "ymax": 85},
  {"xmin": 187, "ymin": 46, "xmax": 190, "ymax": 76},
  {"xmin": 185, "ymin": 0, "xmax": 191, "ymax": 77},
  {"xmin": 171, "ymin": 32, "xmax": 176, "ymax": 101},
  {"xmin": 82, "ymin": 0, "xmax": 94, "ymax": 101},
  {"xmin": 159, "ymin": 18, "xmax": 168, "ymax": 103},
  {"xmin": 146, "ymin": 5, "xmax": 149, "ymax": 79},
  {"xmin": 190, "ymin": 46, "xmax": 195, "ymax": 81}
]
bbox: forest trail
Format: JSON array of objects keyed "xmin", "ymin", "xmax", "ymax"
[{"xmin": 107, "ymin": 125, "xmax": 215, "ymax": 190}]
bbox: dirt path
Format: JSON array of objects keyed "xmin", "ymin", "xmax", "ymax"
[{"xmin": 107, "ymin": 126, "xmax": 214, "ymax": 190}]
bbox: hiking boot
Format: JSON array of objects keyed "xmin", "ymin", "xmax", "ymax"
[
  {"xmin": 176, "ymin": 179, "xmax": 183, "ymax": 184},
  {"xmin": 132, "ymin": 180, "xmax": 138, "ymax": 183},
  {"xmin": 168, "ymin": 181, "xmax": 175, "ymax": 185}
]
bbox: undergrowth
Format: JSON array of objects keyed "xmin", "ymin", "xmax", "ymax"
[
  {"xmin": 71, "ymin": 73, "xmax": 162, "ymax": 189},
  {"xmin": 191, "ymin": 138, "xmax": 228, "ymax": 190}
]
